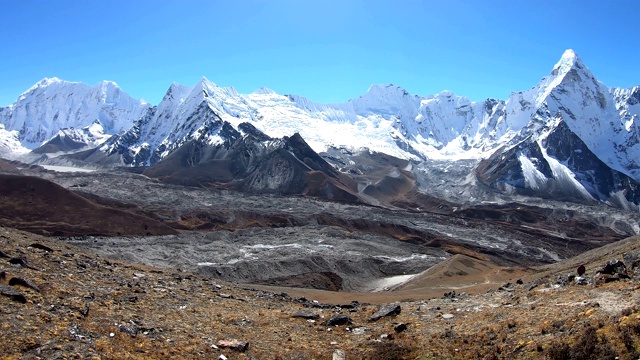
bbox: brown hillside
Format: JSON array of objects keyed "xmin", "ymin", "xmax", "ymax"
[{"xmin": 0, "ymin": 174, "xmax": 177, "ymax": 236}]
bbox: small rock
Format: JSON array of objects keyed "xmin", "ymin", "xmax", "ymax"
[
  {"xmin": 574, "ymin": 276, "xmax": 588, "ymax": 285},
  {"xmin": 29, "ymin": 243, "xmax": 54, "ymax": 252},
  {"xmin": 0, "ymin": 270, "xmax": 5, "ymax": 280},
  {"xmin": 218, "ymin": 293, "xmax": 232, "ymax": 299},
  {"xmin": 367, "ymin": 304, "xmax": 401, "ymax": 322},
  {"xmin": 119, "ymin": 324, "xmax": 138, "ymax": 338},
  {"xmin": 217, "ymin": 339, "xmax": 249, "ymax": 352},
  {"xmin": 526, "ymin": 283, "xmax": 539, "ymax": 291},
  {"xmin": 218, "ymin": 355, "xmax": 228, "ymax": 360},
  {"xmin": 577, "ymin": 264, "xmax": 586, "ymax": 276},
  {"xmin": 333, "ymin": 349, "xmax": 346, "ymax": 360},
  {"xmin": 292, "ymin": 310, "xmax": 320, "ymax": 320},
  {"xmin": 339, "ymin": 301, "xmax": 360, "ymax": 309},
  {"xmin": 443, "ymin": 291, "xmax": 456, "ymax": 299},
  {"xmin": 442, "ymin": 313, "xmax": 454, "ymax": 320},
  {"xmin": 351, "ymin": 327, "xmax": 366, "ymax": 335},
  {"xmin": 322, "ymin": 314, "xmax": 353, "ymax": 326},
  {"xmin": 231, "ymin": 318, "xmax": 252, "ymax": 327},
  {"xmin": 394, "ymin": 323, "xmax": 408, "ymax": 333},
  {"xmin": 0, "ymin": 249, "xmax": 10, "ymax": 258},
  {"xmin": 0, "ymin": 284, "xmax": 26, "ymax": 303},
  {"xmin": 8, "ymin": 277, "xmax": 41, "ymax": 292}
]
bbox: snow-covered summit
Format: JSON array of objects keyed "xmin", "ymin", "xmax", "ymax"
[
  {"xmin": 1, "ymin": 49, "xmax": 639, "ymax": 185},
  {"xmin": 0, "ymin": 78, "xmax": 150, "ymax": 150}
]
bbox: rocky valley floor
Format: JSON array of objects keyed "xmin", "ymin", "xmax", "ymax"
[
  {"xmin": 1, "ymin": 166, "xmax": 640, "ymax": 359},
  {"xmin": 2, "ymin": 227, "xmax": 640, "ymax": 359}
]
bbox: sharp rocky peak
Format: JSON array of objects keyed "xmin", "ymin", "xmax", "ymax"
[{"xmin": 550, "ymin": 49, "xmax": 590, "ymax": 78}]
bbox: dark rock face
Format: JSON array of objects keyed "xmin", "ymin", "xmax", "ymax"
[
  {"xmin": 542, "ymin": 121, "xmax": 640, "ymax": 203},
  {"xmin": 477, "ymin": 118, "xmax": 640, "ymax": 205},
  {"xmin": 144, "ymin": 131, "xmax": 361, "ymax": 203},
  {"xmin": 32, "ymin": 131, "xmax": 88, "ymax": 154}
]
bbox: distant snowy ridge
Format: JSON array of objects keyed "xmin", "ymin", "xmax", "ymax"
[
  {"xmin": 0, "ymin": 78, "xmax": 150, "ymax": 150},
  {"xmin": 0, "ymin": 50, "xmax": 639, "ymax": 185}
]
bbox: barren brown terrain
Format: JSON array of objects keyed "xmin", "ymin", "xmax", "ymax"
[
  {"xmin": 1, "ymin": 165, "xmax": 639, "ymax": 359},
  {"xmin": 0, "ymin": 174, "xmax": 176, "ymax": 237},
  {"xmin": 2, "ymin": 226, "xmax": 640, "ymax": 359}
]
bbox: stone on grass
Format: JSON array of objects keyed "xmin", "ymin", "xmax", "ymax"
[
  {"xmin": 29, "ymin": 243, "xmax": 54, "ymax": 252},
  {"xmin": 217, "ymin": 339, "xmax": 249, "ymax": 352},
  {"xmin": 367, "ymin": 304, "xmax": 401, "ymax": 322},
  {"xmin": 8, "ymin": 277, "xmax": 41, "ymax": 292},
  {"xmin": 394, "ymin": 323, "xmax": 408, "ymax": 333},
  {"xmin": 0, "ymin": 284, "xmax": 26, "ymax": 303},
  {"xmin": 292, "ymin": 310, "xmax": 320, "ymax": 320},
  {"xmin": 322, "ymin": 314, "xmax": 353, "ymax": 326}
]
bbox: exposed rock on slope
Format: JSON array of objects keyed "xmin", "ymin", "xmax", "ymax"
[{"xmin": 143, "ymin": 128, "xmax": 362, "ymax": 203}]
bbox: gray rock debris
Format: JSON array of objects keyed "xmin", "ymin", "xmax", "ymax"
[{"xmin": 367, "ymin": 304, "xmax": 401, "ymax": 322}]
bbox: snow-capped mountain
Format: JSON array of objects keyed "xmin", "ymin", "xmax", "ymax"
[
  {"xmin": 0, "ymin": 78, "xmax": 150, "ymax": 150},
  {"xmin": 475, "ymin": 50, "xmax": 640, "ymax": 205},
  {"xmin": 1, "ymin": 49, "xmax": 639, "ymax": 205}
]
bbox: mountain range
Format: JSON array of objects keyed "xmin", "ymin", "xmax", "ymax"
[{"xmin": 1, "ymin": 49, "xmax": 638, "ymax": 206}]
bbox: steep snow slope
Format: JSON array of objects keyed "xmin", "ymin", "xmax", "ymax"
[
  {"xmin": 0, "ymin": 78, "xmax": 150, "ymax": 149},
  {"xmin": 0, "ymin": 125, "xmax": 29, "ymax": 158}
]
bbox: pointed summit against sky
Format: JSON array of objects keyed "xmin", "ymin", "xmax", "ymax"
[{"xmin": 551, "ymin": 49, "xmax": 588, "ymax": 76}]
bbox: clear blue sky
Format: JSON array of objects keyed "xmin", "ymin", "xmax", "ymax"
[{"xmin": 1, "ymin": 0, "xmax": 639, "ymax": 107}]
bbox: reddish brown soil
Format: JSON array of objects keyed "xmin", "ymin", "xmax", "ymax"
[{"xmin": 0, "ymin": 174, "xmax": 177, "ymax": 236}]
